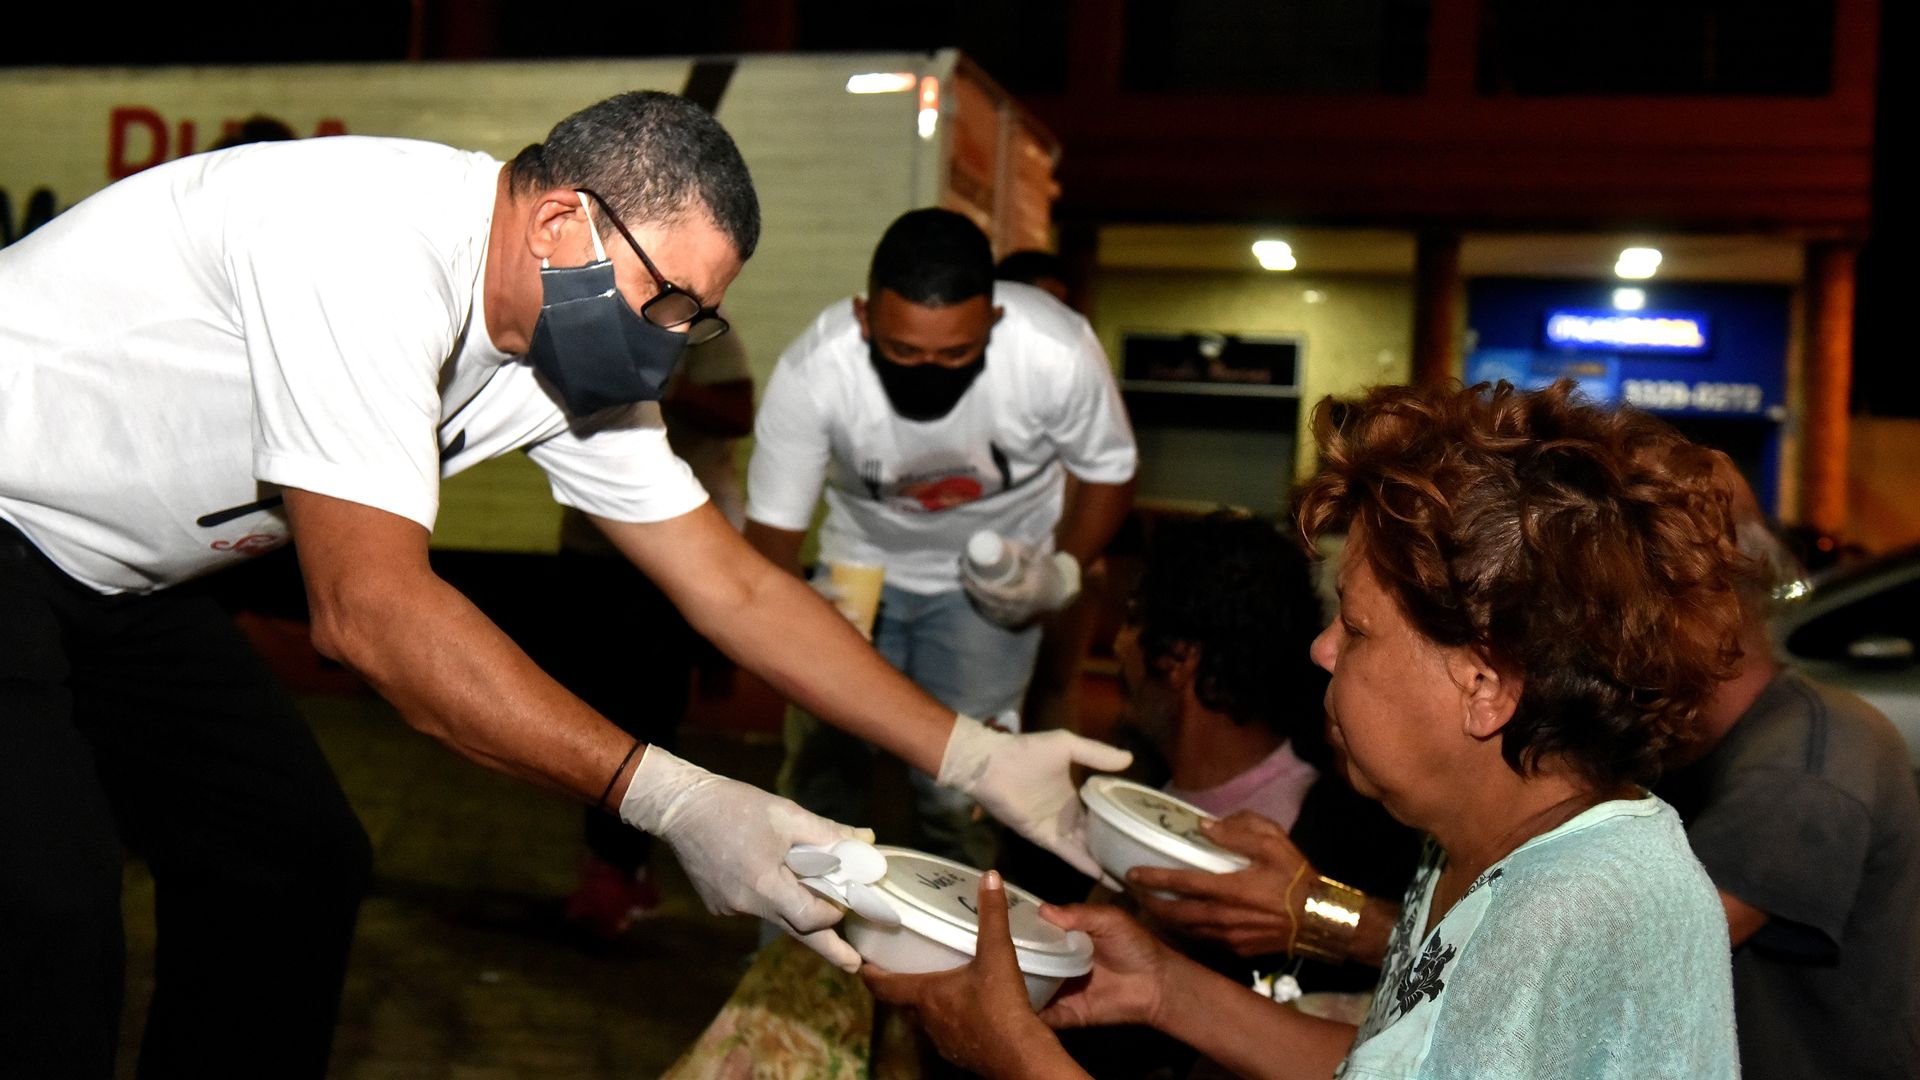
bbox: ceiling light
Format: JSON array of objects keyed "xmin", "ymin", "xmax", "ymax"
[
  {"xmin": 1252, "ymin": 240, "xmax": 1296, "ymax": 272},
  {"xmin": 1611, "ymin": 287, "xmax": 1646, "ymax": 311},
  {"xmin": 917, "ymin": 76, "xmax": 941, "ymax": 140},
  {"xmin": 1615, "ymin": 247, "xmax": 1662, "ymax": 279},
  {"xmin": 1302, "ymin": 289, "xmax": 1326, "ymax": 304},
  {"xmin": 845, "ymin": 72, "xmax": 916, "ymax": 94}
]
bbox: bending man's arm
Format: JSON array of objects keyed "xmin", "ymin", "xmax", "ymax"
[
  {"xmin": 614, "ymin": 507, "xmax": 956, "ymax": 772},
  {"xmin": 288, "ymin": 487, "xmax": 633, "ymax": 795},
  {"xmin": 609, "ymin": 505, "xmax": 1130, "ymax": 879},
  {"xmin": 285, "ymin": 488, "xmax": 863, "ymax": 966}
]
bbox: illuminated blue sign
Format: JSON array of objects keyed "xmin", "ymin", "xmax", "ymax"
[
  {"xmin": 1543, "ymin": 309, "xmax": 1711, "ymax": 355},
  {"xmin": 1467, "ymin": 349, "xmax": 1619, "ymax": 403}
]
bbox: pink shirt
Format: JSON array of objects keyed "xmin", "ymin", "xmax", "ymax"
[{"xmin": 1164, "ymin": 741, "xmax": 1319, "ymax": 831}]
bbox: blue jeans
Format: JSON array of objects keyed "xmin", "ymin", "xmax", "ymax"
[{"xmin": 778, "ymin": 584, "xmax": 1042, "ymax": 868}]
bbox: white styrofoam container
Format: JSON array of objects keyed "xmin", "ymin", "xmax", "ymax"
[
  {"xmin": 1080, "ymin": 776, "xmax": 1251, "ymax": 896},
  {"xmin": 841, "ymin": 846, "xmax": 1092, "ymax": 1008}
]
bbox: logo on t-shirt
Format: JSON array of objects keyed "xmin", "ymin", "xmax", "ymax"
[
  {"xmin": 865, "ymin": 445, "xmax": 1017, "ymax": 513},
  {"xmin": 211, "ymin": 532, "xmax": 288, "ymax": 556},
  {"xmin": 897, "ymin": 472, "xmax": 985, "ymax": 511}
]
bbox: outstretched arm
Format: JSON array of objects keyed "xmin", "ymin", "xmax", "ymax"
[
  {"xmin": 286, "ymin": 488, "xmax": 865, "ymax": 967},
  {"xmin": 609, "ymin": 505, "xmax": 955, "ymax": 770},
  {"xmin": 288, "ymin": 486, "xmax": 632, "ymax": 795},
  {"xmin": 607, "ymin": 505, "xmax": 1132, "ymax": 880}
]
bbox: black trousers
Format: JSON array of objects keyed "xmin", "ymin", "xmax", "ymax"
[{"xmin": 0, "ymin": 522, "xmax": 372, "ymax": 1080}]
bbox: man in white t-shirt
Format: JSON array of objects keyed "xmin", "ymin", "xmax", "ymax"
[
  {"xmin": 745, "ymin": 209, "xmax": 1138, "ymax": 868},
  {"xmin": 0, "ymin": 94, "xmax": 1129, "ymax": 1079}
]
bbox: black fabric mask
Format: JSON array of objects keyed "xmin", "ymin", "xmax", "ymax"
[
  {"xmin": 868, "ymin": 343, "xmax": 986, "ymax": 421},
  {"xmin": 526, "ymin": 198, "xmax": 687, "ymax": 416}
]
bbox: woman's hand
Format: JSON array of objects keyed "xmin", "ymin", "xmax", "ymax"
[
  {"xmin": 1128, "ymin": 811, "xmax": 1311, "ymax": 958},
  {"xmin": 1035, "ymin": 902, "xmax": 1174, "ymax": 1031},
  {"xmin": 862, "ymin": 871, "xmax": 1069, "ymax": 1079}
]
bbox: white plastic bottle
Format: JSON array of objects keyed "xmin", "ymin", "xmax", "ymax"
[{"xmin": 965, "ymin": 529, "xmax": 1021, "ymax": 586}]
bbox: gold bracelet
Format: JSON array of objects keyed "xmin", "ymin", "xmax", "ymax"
[{"xmin": 1291, "ymin": 874, "xmax": 1366, "ymax": 963}]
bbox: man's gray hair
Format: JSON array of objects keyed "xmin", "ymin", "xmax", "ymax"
[{"xmin": 509, "ymin": 90, "xmax": 760, "ymax": 260}]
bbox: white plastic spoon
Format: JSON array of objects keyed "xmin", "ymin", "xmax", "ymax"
[
  {"xmin": 785, "ymin": 845, "xmax": 842, "ymax": 878},
  {"xmin": 827, "ymin": 839, "xmax": 887, "ymax": 884}
]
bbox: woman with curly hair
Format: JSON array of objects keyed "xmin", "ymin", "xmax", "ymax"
[{"xmin": 865, "ymin": 380, "xmax": 1744, "ymax": 1079}]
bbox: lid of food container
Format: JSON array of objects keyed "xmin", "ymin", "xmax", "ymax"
[
  {"xmin": 1079, "ymin": 776, "xmax": 1252, "ymax": 874},
  {"xmin": 868, "ymin": 847, "xmax": 1093, "ymax": 978}
]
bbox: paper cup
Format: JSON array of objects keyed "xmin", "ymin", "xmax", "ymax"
[{"xmin": 828, "ymin": 561, "xmax": 885, "ymax": 639}]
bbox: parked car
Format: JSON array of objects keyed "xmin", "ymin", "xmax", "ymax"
[{"xmin": 1772, "ymin": 543, "xmax": 1920, "ymax": 777}]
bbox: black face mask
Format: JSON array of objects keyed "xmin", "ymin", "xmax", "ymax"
[
  {"xmin": 526, "ymin": 197, "xmax": 688, "ymax": 416},
  {"xmin": 868, "ymin": 343, "xmax": 986, "ymax": 421}
]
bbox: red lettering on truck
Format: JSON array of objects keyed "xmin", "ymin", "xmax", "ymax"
[{"xmin": 107, "ymin": 106, "xmax": 167, "ymax": 180}]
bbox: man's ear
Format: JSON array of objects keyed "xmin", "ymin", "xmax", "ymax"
[
  {"xmin": 1160, "ymin": 641, "xmax": 1201, "ymax": 693},
  {"xmin": 852, "ymin": 294, "xmax": 871, "ymax": 340},
  {"xmin": 1450, "ymin": 647, "xmax": 1521, "ymax": 741},
  {"xmin": 527, "ymin": 188, "xmax": 587, "ymax": 264},
  {"xmin": 990, "ymin": 304, "xmax": 1006, "ymax": 328}
]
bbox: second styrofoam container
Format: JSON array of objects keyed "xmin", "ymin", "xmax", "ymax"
[
  {"xmin": 1080, "ymin": 776, "xmax": 1251, "ymax": 895},
  {"xmin": 840, "ymin": 846, "xmax": 1092, "ymax": 1008}
]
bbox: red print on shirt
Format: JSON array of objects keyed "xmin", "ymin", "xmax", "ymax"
[
  {"xmin": 901, "ymin": 475, "xmax": 984, "ymax": 511},
  {"xmin": 211, "ymin": 532, "xmax": 286, "ymax": 556}
]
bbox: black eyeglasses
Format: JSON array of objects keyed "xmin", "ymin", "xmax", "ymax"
[{"xmin": 577, "ymin": 188, "xmax": 729, "ymax": 346}]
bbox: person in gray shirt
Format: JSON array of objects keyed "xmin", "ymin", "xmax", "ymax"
[{"xmin": 1659, "ymin": 459, "xmax": 1920, "ymax": 1080}]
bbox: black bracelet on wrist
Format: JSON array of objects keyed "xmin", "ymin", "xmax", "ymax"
[{"xmin": 599, "ymin": 739, "xmax": 644, "ymax": 812}]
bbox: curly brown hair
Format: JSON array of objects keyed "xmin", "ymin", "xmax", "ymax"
[{"xmin": 1294, "ymin": 380, "xmax": 1743, "ymax": 789}]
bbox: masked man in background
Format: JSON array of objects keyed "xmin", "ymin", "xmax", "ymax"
[{"xmin": 746, "ymin": 208, "xmax": 1138, "ymax": 868}]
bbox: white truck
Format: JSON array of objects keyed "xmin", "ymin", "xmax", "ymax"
[{"xmin": 0, "ymin": 50, "xmax": 1060, "ymax": 549}]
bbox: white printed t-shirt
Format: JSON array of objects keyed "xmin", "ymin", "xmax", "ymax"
[
  {"xmin": 1337, "ymin": 796, "xmax": 1738, "ymax": 1080},
  {"xmin": 745, "ymin": 283, "xmax": 1137, "ymax": 595},
  {"xmin": 0, "ymin": 136, "xmax": 705, "ymax": 594}
]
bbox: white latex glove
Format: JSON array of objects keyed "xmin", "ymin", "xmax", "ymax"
[
  {"xmin": 937, "ymin": 713, "xmax": 1132, "ymax": 883},
  {"xmin": 619, "ymin": 745, "xmax": 872, "ymax": 971},
  {"xmin": 960, "ymin": 541, "xmax": 1082, "ymax": 628}
]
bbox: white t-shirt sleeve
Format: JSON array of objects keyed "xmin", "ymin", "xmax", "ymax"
[
  {"xmin": 525, "ymin": 403, "xmax": 710, "ymax": 524},
  {"xmin": 1044, "ymin": 320, "xmax": 1138, "ymax": 484},
  {"xmin": 234, "ymin": 217, "xmax": 459, "ymax": 530},
  {"xmin": 744, "ymin": 349, "xmax": 832, "ymax": 532}
]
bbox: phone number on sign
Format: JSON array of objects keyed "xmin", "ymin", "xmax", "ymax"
[{"xmin": 1621, "ymin": 380, "xmax": 1766, "ymax": 414}]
